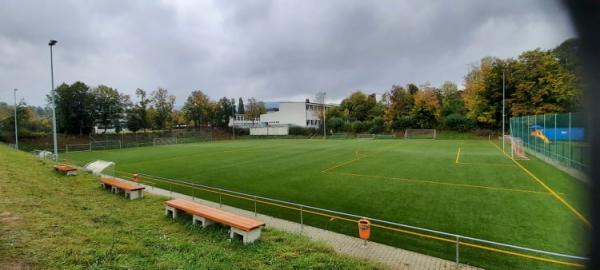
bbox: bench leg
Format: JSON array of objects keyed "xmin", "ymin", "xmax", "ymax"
[
  {"xmin": 230, "ymin": 227, "xmax": 262, "ymax": 244},
  {"xmin": 129, "ymin": 190, "xmax": 141, "ymax": 200},
  {"xmin": 193, "ymin": 215, "xmax": 215, "ymax": 228},
  {"xmin": 165, "ymin": 206, "xmax": 177, "ymax": 219}
]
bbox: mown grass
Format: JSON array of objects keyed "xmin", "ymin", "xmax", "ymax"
[
  {"xmin": 0, "ymin": 145, "xmax": 383, "ymax": 270},
  {"xmin": 62, "ymin": 138, "xmax": 589, "ymax": 270}
]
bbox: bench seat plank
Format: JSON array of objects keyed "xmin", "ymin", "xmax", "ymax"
[
  {"xmin": 101, "ymin": 178, "xmax": 145, "ymax": 191},
  {"xmin": 166, "ymin": 199, "xmax": 264, "ymax": 232}
]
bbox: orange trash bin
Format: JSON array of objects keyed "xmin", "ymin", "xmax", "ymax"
[{"xmin": 358, "ymin": 219, "xmax": 371, "ymax": 240}]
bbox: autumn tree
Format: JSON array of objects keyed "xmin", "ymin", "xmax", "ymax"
[
  {"xmin": 182, "ymin": 90, "xmax": 210, "ymax": 127},
  {"xmin": 410, "ymin": 89, "xmax": 441, "ymax": 128},
  {"xmin": 245, "ymin": 98, "xmax": 266, "ymax": 122},
  {"xmin": 151, "ymin": 87, "xmax": 176, "ymax": 130}
]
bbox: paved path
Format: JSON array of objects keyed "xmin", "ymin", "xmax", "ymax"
[{"xmin": 124, "ymin": 179, "xmax": 482, "ymax": 270}]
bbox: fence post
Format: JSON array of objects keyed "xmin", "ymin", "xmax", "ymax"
[
  {"xmin": 89, "ymin": 143, "xmax": 92, "ymax": 152},
  {"xmin": 300, "ymin": 205, "xmax": 304, "ymax": 232},
  {"xmin": 254, "ymin": 196, "xmax": 257, "ymax": 216},
  {"xmin": 543, "ymin": 114, "xmax": 546, "ymax": 156},
  {"xmin": 219, "ymin": 192, "xmax": 222, "ymax": 208},
  {"xmin": 455, "ymin": 235, "xmax": 460, "ymax": 267},
  {"xmin": 554, "ymin": 114, "xmax": 558, "ymax": 161},
  {"xmin": 569, "ymin": 112, "xmax": 572, "ymax": 167}
]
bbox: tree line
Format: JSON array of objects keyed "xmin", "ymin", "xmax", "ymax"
[
  {"xmin": 0, "ymin": 38, "xmax": 581, "ymax": 137},
  {"xmin": 325, "ymin": 38, "xmax": 581, "ymax": 134},
  {"xmin": 46, "ymin": 83, "xmax": 270, "ymax": 135}
]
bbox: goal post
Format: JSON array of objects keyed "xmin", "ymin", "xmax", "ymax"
[
  {"xmin": 65, "ymin": 143, "xmax": 92, "ymax": 153},
  {"xmin": 356, "ymin": 133, "xmax": 375, "ymax": 139},
  {"xmin": 504, "ymin": 135, "xmax": 528, "ymax": 160},
  {"xmin": 153, "ymin": 137, "xmax": 178, "ymax": 147},
  {"xmin": 404, "ymin": 129, "xmax": 437, "ymax": 139}
]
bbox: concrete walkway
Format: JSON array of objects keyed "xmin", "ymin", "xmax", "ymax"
[{"xmin": 124, "ymin": 180, "xmax": 482, "ymax": 270}]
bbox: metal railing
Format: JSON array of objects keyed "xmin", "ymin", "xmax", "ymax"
[{"xmin": 112, "ymin": 170, "xmax": 588, "ymax": 269}]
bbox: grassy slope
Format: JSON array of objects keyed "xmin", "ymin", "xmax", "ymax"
[
  {"xmin": 63, "ymin": 139, "xmax": 589, "ymax": 270},
  {"xmin": 0, "ymin": 145, "xmax": 382, "ymax": 270}
]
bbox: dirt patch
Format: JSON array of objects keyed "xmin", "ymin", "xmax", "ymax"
[
  {"xmin": 0, "ymin": 212, "xmax": 20, "ymax": 225},
  {"xmin": 0, "ymin": 262, "xmax": 31, "ymax": 270}
]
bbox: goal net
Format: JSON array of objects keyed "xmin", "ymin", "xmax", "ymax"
[
  {"xmin": 91, "ymin": 140, "xmax": 122, "ymax": 150},
  {"xmin": 404, "ymin": 129, "xmax": 436, "ymax": 139},
  {"xmin": 66, "ymin": 143, "xmax": 91, "ymax": 153},
  {"xmin": 356, "ymin": 134, "xmax": 375, "ymax": 139},
  {"xmin": 504, "ymin": 135, "xmax": 528, "ymax": 160},
  {"xmin": 153, "ymin": 137, "xmax": 177, "ymax": 146},
  {"xmin": 375, "ymin": 134, "xmax": 396, "ymax": 139},
  {"xmin": 84, "ymin": 160, "xmax": 116, "ymax": 176}
]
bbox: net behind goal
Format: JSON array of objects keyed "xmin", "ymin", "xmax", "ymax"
[{"xmin": 404, "ymin": 129, "xmax": 437, "ymax": 139}]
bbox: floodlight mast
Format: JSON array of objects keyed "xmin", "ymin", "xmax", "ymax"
[
  {"xmin": 49, "ymin": 40, "xmax": 58, "ymax": 160},
  {"xmin": 502, "ymin": 69, "xmax": 506, "ymax": 153},
  {"xmin": 13, "ymin": 88, "xmax": 18, "ymax": 149}
]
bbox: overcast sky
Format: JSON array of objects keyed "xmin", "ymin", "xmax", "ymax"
[{"xmin": 0, "ymin": 0, "xmax": 575, "ymax": 106}]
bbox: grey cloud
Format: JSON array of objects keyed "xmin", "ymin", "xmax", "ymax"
[{"xmin": 0, "ymin": 0, "xmax": 574, "ymax": 106}]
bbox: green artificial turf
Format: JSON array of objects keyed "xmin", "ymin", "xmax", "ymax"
[
  {"xmin": 63, "ymin": 138, "xmax": 589, "ymax": 270},
  {"xmin": 0, "ymin": 145, "xmax": 382, "ymax": 270}
]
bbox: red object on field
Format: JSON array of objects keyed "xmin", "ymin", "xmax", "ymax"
[{"xmin": 358, "ymin": 219, "xmax": 371, "ymax": 240}]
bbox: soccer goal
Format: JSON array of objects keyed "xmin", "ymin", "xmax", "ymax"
[
  {"xmin": 65, "ymin": 143, "xmax": 92, "ymax": 153},
  {"xmin": 356, "ymin": 134, "xmax": 375, "ymax": 139},
  {"xmin": 375, "ymin": 134, "xmax": 396, "ymax": 139},
  {"xmin": 153, "ymin": 137, "xmax": 178, "ymax": 146},
  {"xmin": 404, "ymin": 129, "xmax": 437, "ymax": 139},
  {"xmin": 504, "ymin": 135, "xmax": 528, "ymax": 160},
  {"xmin": 91, "ymin": 140, "xmax": 122, "ymax": 150}
]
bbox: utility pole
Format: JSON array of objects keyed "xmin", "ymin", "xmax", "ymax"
[
  {"xmin": 502, "ymin": 69, "xmax": 506, "ymax": 152},
  {"xmin": 49, "ymin": 40, "xmax": 58, "ymax": 160},
  {"xmin": 13, "ymin": 88, "xmax": 18, "ymax": 149}
]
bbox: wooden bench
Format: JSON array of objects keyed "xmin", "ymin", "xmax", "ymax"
[
  {"xmin": 165, "ymin": 199, "xmax": 265, "ymax": 244},
  {"xmin": 54, "ymin": 164, "xmax": 78, "ymax": 176},
  {"xmin": 101, "ymin": 178, "xmax": 145, "ymax": 200}
]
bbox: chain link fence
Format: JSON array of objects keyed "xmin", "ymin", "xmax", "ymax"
[{"xmin": 510, "ymin": 112, "xmax": 588, "ymax": 173}]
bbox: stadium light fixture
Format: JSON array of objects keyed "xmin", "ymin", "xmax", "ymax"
[
  {"xmin": 49, "ymin": 40, "xmax": 58, "ymax": 160},
  {"xmin": 13, "ymin": 88, "xmax": 18, "ymax": 149}
]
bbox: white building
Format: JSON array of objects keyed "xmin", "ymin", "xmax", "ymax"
[
  {"xmin": 229, "ymin": 100, "xmax": 328, "ymax": 135},
  {"xmin": 260, "ymin": 101, "xmax": 324, "ymax": 128}
]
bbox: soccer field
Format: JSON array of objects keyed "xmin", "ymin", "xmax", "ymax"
[{"xmin": 64, "ymin": 138, "xmax": 588, "ymax": 269}]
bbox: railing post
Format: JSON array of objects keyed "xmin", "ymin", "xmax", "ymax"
[
  {"xmin": 254, "ymin": 196, "xmax": 257, "ymax": 216},
  {"xmin": 455, "ymin": 235, "xmax": 460, "ymax": 268},
  {"xmin": 300, "ymin": 205, "xmax": 304, "ymax": 232}
]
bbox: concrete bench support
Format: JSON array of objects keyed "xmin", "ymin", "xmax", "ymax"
[
  {"xmin": 193, "ymin": 215, "xmax": 215, "ymax": 228},
  {"xmin": 231, "ymin": 227, "xmax": 262, "ymax": 244},
  {"xmin": 165, "ymin": 206, "xmax": 178, "ymax": 219}
]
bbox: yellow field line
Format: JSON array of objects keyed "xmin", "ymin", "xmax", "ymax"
[
  {"xmin": 455, "ymin": 147, "xmax": 461, "ymax": 164},
  {"xmin": 456, "ymin": 162, "xmax": 515, "ymax": 167},
  {"xmin": 329, "ymin": 171, "xmax": 554, "ymax": 195},
  {"xmin": 108, "ymin": 169, "xmax": 584, "ymax": 268},
  {"xmin": 488, "ymin": 141, "xmax": 591, "ymax": 227}
]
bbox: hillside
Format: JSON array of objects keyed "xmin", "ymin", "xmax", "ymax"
[{"xmin": 0, "ymin": 145, "xmax": 382, "ymax": 269}]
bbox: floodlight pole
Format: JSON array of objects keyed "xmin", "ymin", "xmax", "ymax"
[
  {"xmin": 323, "ymin": 92, "xmax": 326, "ymax": 139},
  {"xmin": 49, "ymin": 40, "xmax": 58, "ymax": 160},
  {"xmin": 231, "ymin": 98, "xmax": 236, "ymax": 139},
  {"xmin": 502, "ymin": 69, "xmax": 506, "ymax": 152},
  {"xmin": 13, "ymin": 88, "xmax": 18, "ymax": 149}
]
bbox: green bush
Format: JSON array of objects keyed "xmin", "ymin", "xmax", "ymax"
[
  {"xmin": 369, "ymin": 117, "xmax": 385, "ymax": 134},
  {"xmin": 443, "ymin": 113, "xmax": 474, "ymax": 132}
]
